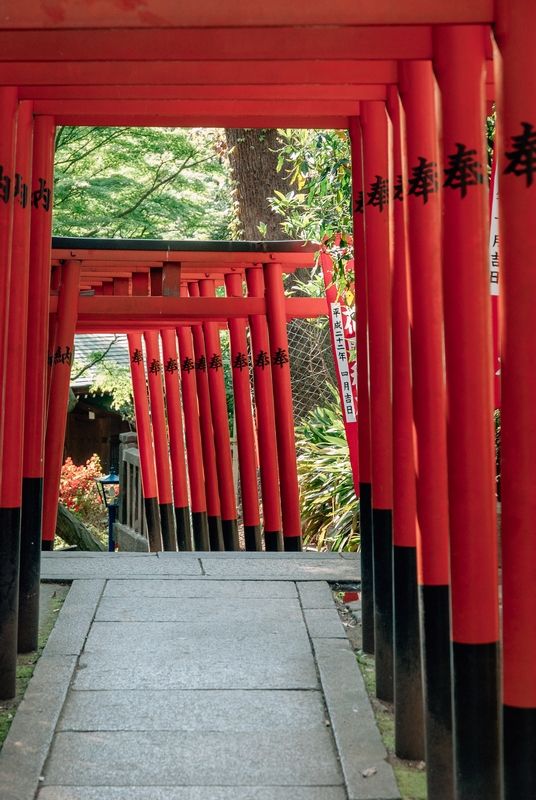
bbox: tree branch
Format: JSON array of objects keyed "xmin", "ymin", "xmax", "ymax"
[{"xmin": 71, "ymin": 335, "xmax": 119, "ymax": 381}]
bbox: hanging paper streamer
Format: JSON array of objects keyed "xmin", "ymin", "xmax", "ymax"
[
  {"xmin": 489, "ymin": 147, "xmax": 500, "ymax": 409},
  {"xmin": 320, "ymin": 252, "xmax": 359, "ymax": 493}
]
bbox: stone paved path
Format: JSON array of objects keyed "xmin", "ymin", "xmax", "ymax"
[{"xmin": 0, "ymin": 553, "xmax": 400, "ymax": 800}]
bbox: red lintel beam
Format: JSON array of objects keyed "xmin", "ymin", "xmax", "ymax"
[
  {"xmin": 4, "ymin": 61, "xmax": 395, "ymax": 87},
  {"xmin": 50, "ymin": 296, "xmax": 328, "ymax": 320},
  {"xmin": 0, "ymin": 28, "xmax": 432, "ymax": 61},
  {"xmin": 21, "ymin": 84, "xmax": 386, "ymax": 102},
  {"xmin": 50, "ymin": 115, "xmax": 351, "ymax": 130},
  {"xmin": 0, "ymin": 1, "xmax": 493, "ymax": 28},
  {"xmin": 33, "ymin": 99, "xmax": 362, "ymax": 116},
  {"xmin": 51, "ymin": 249, "xmax": 316, "ymax": 266}
]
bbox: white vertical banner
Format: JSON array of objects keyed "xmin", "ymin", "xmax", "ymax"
[{"xmin": 330, "ymin": 302, "xmax": 357, "ymax": 423}]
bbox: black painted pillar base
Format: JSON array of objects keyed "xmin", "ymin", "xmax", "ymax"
[
  {"xmin": 174, "ymin": 506, "xmax": 193, "ymax": 551},
  {"xmin": 41, "ymin": 540, "xmax": 53, "ymax": 551},
  {"xmin": 420, "ymin": 584, "xmax": 454, "ymax": 800},
  {"xmin": 504, "ymin": 705, "xmax": 536, "ymax": 799},
  {"xmin": 244, "ymin": 524, "xmax": 262, "ymax": 551},
  {"xmin": 208, "ymin": 515, "xmax": 224, "ymax": 551},
  {"xmin": 284, "ymin": 535, "xmax": 302, "ymax": 552},
  {"xmin": 159, "ymin": 503, "xmax": 177, "ymax": 551},
  {"xmin": 359, "ymin": 482, "xmax": 374, "ymax": 654},
  {"xmin": 191, "ymin": 511, "xmax": 210, "ymax": 551},
  {"xmin": 144, "ymin": 497, "xmax": 163, "ymax": 552},
  {"xmin": 452, "ymin": 641, "xmax": 500, "ymax": 799},
  {"xmin": 394, "ymin": 545, "xmax": 424, "ymax": 760},
  {"xmin": 18, "ymin": 478, "xmax": 42, "ymax": 653},
  {"xmin": 0, "ymin": 507, "xmax": 21, "ymax": 700},
  {"xmin": 264, "ymin": 530, "xmax": 283, "ymax": 552},
  {"xmin": 372, "ymin": 508, "xmax": 394, "ymax": 702},
  {"xmin": 222, "ymin": 518, "xmax": 240, "ymax": 551}
]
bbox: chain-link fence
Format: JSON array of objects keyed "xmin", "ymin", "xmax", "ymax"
[{"xmin": 287, "ymin": 316, "xmax": 338, "ymax": 423}]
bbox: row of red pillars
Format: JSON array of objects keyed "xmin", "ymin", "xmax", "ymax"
[
  {"xmin": 123, "ymin": 264, "xmax": 301, "ymax": 555},
  {"xmin": 348, "ymin": 20, "xmax": 536, "ymax": 800}
]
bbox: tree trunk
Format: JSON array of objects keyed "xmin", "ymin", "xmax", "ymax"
[
  {"xmin": 225, "ymin": 128, "xmax": 292, "ymax": 241},
  {"xmin": 56, "ymin": 503, "xmax": 106, "ymax": 551},
  {"xmin": 225, "ymin": 128, "xmax": 337, "ymax": 421}
]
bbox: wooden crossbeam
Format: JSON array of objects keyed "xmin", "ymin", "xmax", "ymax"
[{"xmin": 0, "ymin": 2, "xmax": 493, "ymax": 29}]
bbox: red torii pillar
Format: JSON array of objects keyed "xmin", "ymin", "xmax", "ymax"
[
  {"xmin": 225, "ymin": 272, "xmax": 262, "ymax": 551},
  {"xmin": 264, "ymin": 261, "xmax": 301, "ymax": 549},
  {"xmin": 434, "ymin": 26, "xmax": 501, "ymax": 800},
  {"xmin": 386, "ymin": 85, "xmax": 424, "ymax": 760},
  {"xmin": 176, "ymin": 321, "xmax": 210, "ymax": 551},
  {"xmin": 361, "ymin": 100, "xmax": 394, "ymax": 703},
  {"xmin": 6, "ymin": 103, "xmax": 34, "ymax": 654},
  {"xmin": 127, "ymin": 332, "xmax": 162, "ymax": 552},
  {"xmin": 199, "ymin": 278, "xmax": 239, "ymax": 551},
  {"xmin": 161, "ymin": 328, "xmax": 192, "ymax": 551},
  {"xmin": 20, "ymin": 115, "xmax": 55, "ymax": 652},
  {"xmin": 144, "ymin": 330, "xmax": 177, "ymax": 551},
  {"xmin": 495, "ymin": 1, "xmax": 536, "ymax": 795},
  {"xmin": 188, "ymin": 283, "xmax": 224, "ymax": 550},
  {"xmin": 349, "ymin": 117, "xmax": 374, "ymax": 654},
  {"xmin": 0, "ymin": 91, "xmax": 21, "ymax": 699},
  {"xmin": 246, "ymin": 266, "xmax": 283, "ymax": 551},
  {"xmin": 41, "ymin": 261, "xmax": 82, "ymax": 546},
  {"xmin": 400, "ymin": 60, "xmax": 453, "ymax": 800}
]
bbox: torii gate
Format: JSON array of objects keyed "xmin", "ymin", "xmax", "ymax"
[
  {"xmin": 44, "ymin": 238, "xmax": 324, "ymax": 557},
  {"xmin": 0, "ymin": 2, "xmax": 534, "ymax": 798}
]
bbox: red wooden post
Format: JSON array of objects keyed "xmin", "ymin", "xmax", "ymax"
[
  {"xmin": 400, "ymin": 60, "xmax": 453, "ymax": 800},
  {"xmin": 143, "ymin": 329, "xmax": 176, "ymax": 551},
  {"xmin": 199, "ymin": 278, "xmax": 239, "ymax": 551},
  {"xmin": 161, "ymin": 328, "xmax": 192, "ymax": 551},
  {"xmin": 495, "ymin": 1, "xmax": 536, "ymax": 794},
  {"xmin": 0, "ymin": 88, "xmax": 17, "ymax": 474},
  {"xmin": 0, "ymin": 90, "xmax": 20, "ymax": 699},
  {"xmin": 386, "ymin": 85, "xmax": 424, "ymax": 760},
  {"xmin": 41, "ymin": 261, "xmax": 81, "ymax": 545},
  {"xmin": 225, "ymin": 272, "xmax": 261, "ymax": 550},
  {"xmin": 176, "ymin": 321, "xmax": 210, "ymax": 551},
  {"xmin": 4, "ymin": 102, "xmax": 34, "ymax": 653},
  {"xmin": 19, "ymin": 116, "xmax": 54, "ymax": 668},
  {"xmin": 264, "ymin": 261, "xmax": 301, "ymax": 549},
  {"xmin": 361, "ymin": 99, "xmax": 394, "ymax": 703},
  {"xmin": 434, "ymin": 25, "xmax": 501, "ymax": 800},
  {"xmin": 349, "ymin": 117, "xmax": 374, "ymax": 654},
  {"xmin": 23, "ymin": 115, "xmax": 55, "ymax": 556},
  {"xmin": 127, "ymin": 332, "xmax": 162, "ymax": 552},
  {"xmin": 246, "ymin": 266, "xmax": 282, "ymax": 551},
  {"xmin": 187, "ymin": 283, "xmax": 223, "ymax": 550}
]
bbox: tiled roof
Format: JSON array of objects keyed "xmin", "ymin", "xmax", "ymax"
[{"xmin": 71, "ymin": 334, "xmax": 130, "ymax": 388}]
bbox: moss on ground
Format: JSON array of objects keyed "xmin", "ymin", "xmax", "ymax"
[
  {"xmin": 356, "ymin": 650, "xmax": 427, "ymax": 800},
  {"xmin": 331, "ymin": 584, "xmax": 427, "ymax": 800},
  {"xmin": 0, "ymin": 582, "xmax": 70, "ymax": 752}
]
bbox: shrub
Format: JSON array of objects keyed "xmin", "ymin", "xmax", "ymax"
[
  {"xmin": 296, "ymin": 396, "xmax": 359, "ymax": 551},
  {"xmin": 59, "ymin": 455, "xmax": 106, "ymax": 533}
]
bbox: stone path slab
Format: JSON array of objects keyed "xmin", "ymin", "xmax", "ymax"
[
  {"xmin": 41, "ymin": 551, "xmax": 361, "ymax": 581},
  {"xmin": 0, "ymin": 553, "xmax": 397, "ymax": 800}
]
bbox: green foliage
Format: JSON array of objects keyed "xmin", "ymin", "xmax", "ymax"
[
  {"xmin": 54, "ymin": 126, "xmax": 231, "ymax": 239},
  {"xmin": 271, "ymin": 128, "xmax": 354, "ymax": 294},
  {"xmin": 296, "ymin": 395, "xmax": 359, "ymax": 551},
  {"xmin": 487, "ymin": 110, "xmax": 496, "ymax": 176},
  {"xmin": 272, "ymin": 129, "xmax": 352, "ymax": 242},
  {"xmin": 90, "ymin": 361, "xmax": 135, "ymax": 421}
]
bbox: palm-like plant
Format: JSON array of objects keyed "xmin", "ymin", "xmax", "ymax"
[{"xmin": 296, "ymin": 395, "xmax": 359, "ymax": 551}]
